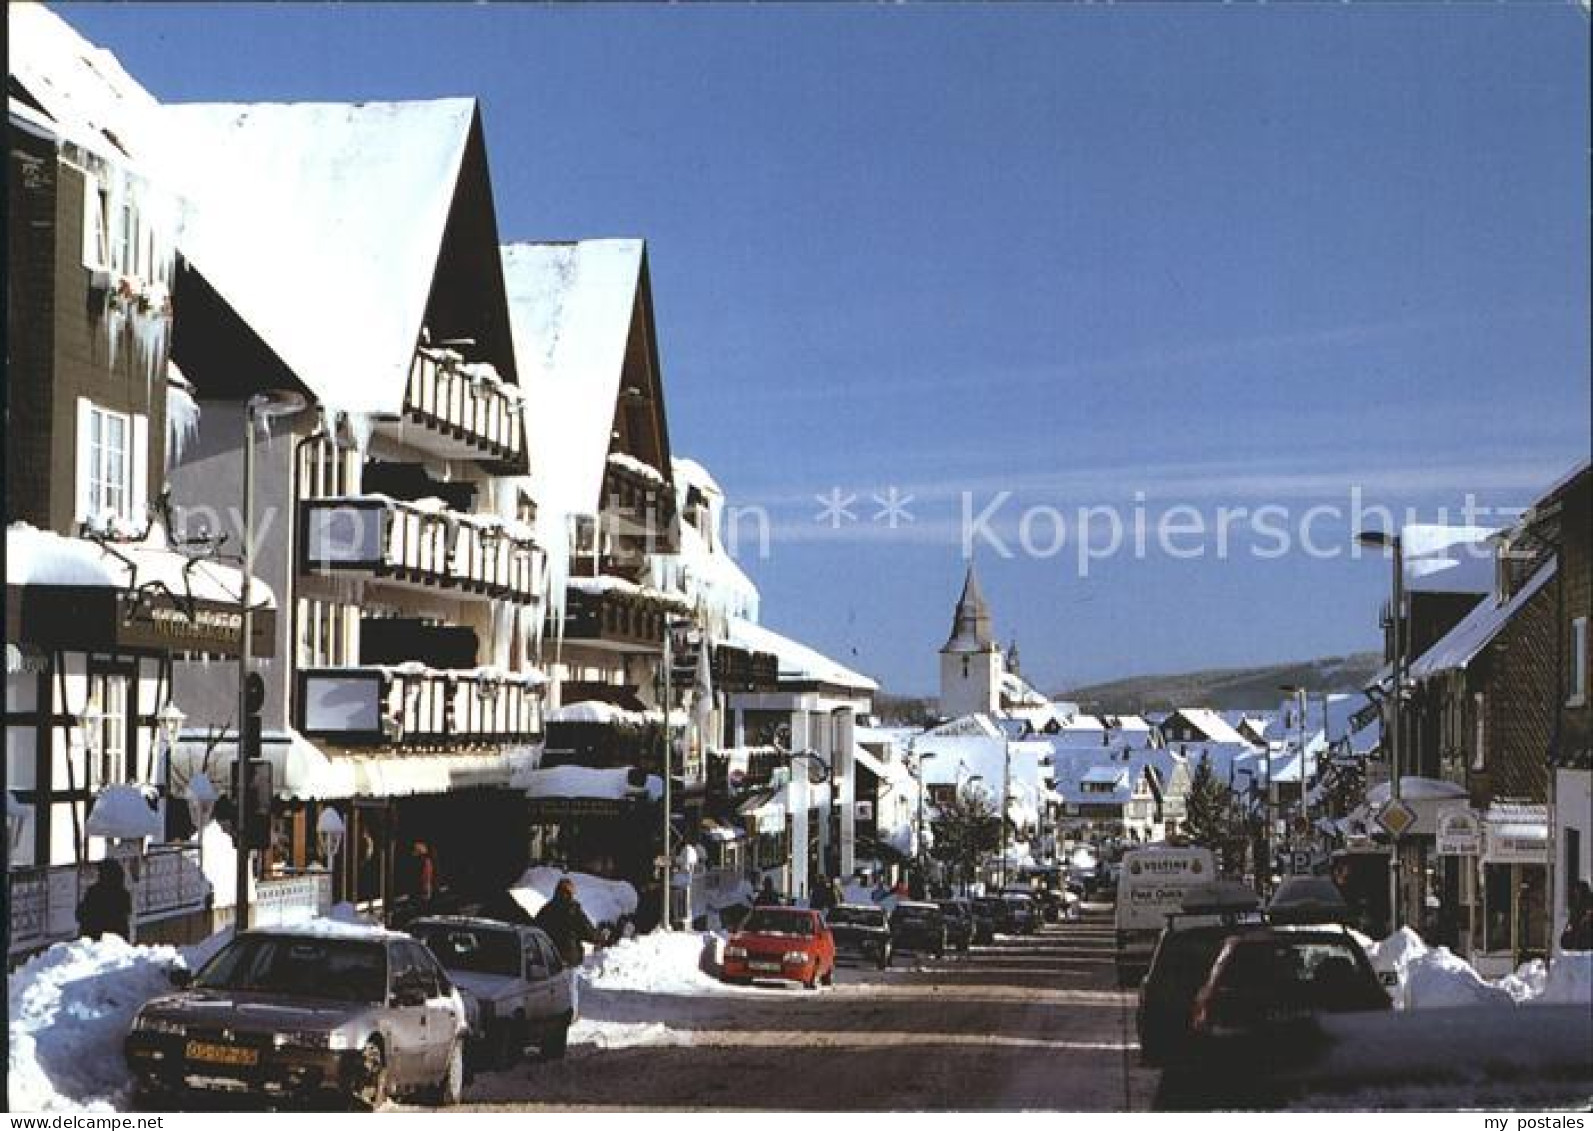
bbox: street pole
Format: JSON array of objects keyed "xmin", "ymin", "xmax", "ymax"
[
  {"xmin": 1000, "ymin": 737, "xmax": 1011, "ymax": 891},
  {"xmin": 233, "ymin": 403, "xmax": 255, "ymax": 936},
  {"xmin": 661, "ymin": 619, "xmax": 673, "ymax": 931},
  {"xmin": 1296, "ymin": 687, "xmax": 1307, "ymax": 852},
  {"xmin": 1390, "ymin": 536, "xmax": 1405, "ymax": 932}
]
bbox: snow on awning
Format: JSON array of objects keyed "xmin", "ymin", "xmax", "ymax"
[
  {"xmin": 85, "ymin": 784, "xmax": 163, "ymax": 840},
  {"xmin": 7, "ymin": 523, "xmax": 275, "ymax": 608},
  {"xmin": 545, "ymin": 701, "xmax": 652, "ymax": 727},
  {"xmin": 516, "ymin": 764, "xmax": 662, "ymax": 802},
  {"xmin": 1409, "ymin": 559, "xmax": 1557, "ymax": 679},
  {"xmin": 170, "ymin": 731, "xmax": 534, "ymax": 801}
]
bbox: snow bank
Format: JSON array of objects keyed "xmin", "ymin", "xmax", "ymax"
[
  {"xmin": 84, "ymin": 784, "xmax": 163, "ymax": 840},
  {"xmin": 1541, "ymin": 950, "xmax": 1593, "ymax": 1005},
  {"xmin": 1405, "ymin": 946, "xmax": 1515, "ymax": 1009},
  {"xmin": 579, "ymin": 930, "xmax": 726, "ymax": 996},
  {"xmin": 570, "ymin": 1019, "xmax": 692, "ymax": 1050},
  {"xmin": 8, "ymin": 936, "xmax": 184, "ymax": 1112},
  {"xmin": 1368, "ymin": 928, "xmax": 1593, "ymax": 1010},
  {"xmin": 509, "ymin": 867, "xmax": 638, "ymax": 928}
]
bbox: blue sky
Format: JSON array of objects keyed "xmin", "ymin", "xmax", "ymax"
[{"xmin": 63, "ymin": 3, "xmax": 1589, "ymax": 694}]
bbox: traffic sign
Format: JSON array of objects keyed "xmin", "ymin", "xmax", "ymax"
[
  {"xmin": 1375, "ymin": 799, "xmax": 1418, "ymax": 839},
  {"xmin": 1290, "ymin": 849, "xmax": 1314, "ymax": 875}
]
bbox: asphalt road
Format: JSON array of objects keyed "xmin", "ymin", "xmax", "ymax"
[{"xmin": 456, "ymin": 906, "xmax": 1159, "ymax": 1112}]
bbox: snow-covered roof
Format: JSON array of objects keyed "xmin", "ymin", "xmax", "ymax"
[
  {"xmin": 923, "ymin": 713, "xmax": 1004, "ymax": 738},
  {"xmin": 1399, "ymin": 524, "xmax": 1501, "ymax": 595},
  {"xmin": 84, "ymin": 784, "xmax": 162, "ymax": 840},
  {"xmin": 502, "ymin": 239, "xmax": 645, "ymax": 523},
  {"xmin": 7, "ymin": 3, "xmax": 162, "ymax": 169},
  {"xmin": 1082, "ymin": 764, "xmax": 1129, "ymax": 786},
  {"xmin": 1409, "ymin": 559, "xmax": 1557, "ymax": 679},
  {"xmin": 149, "ymin": 98, "xmax": 479, "ymax": 419},
  {"xmin": 1163, "ymin": 708, "xmax": 1253, "ymax": 746},
  {"xmin": 6, "ymin": 523, "xmax": 275, "ymax": 609},
  {"xmin": 650, "ymin": 455, "xmax": 761, "ymax": 633},
  {"xmin": 725, "ymin": 617, "xmax": 877, "ymax": 692},
  {"xmin": 509, "ymin": 867, "xmax": 638, "ymax": 928}
]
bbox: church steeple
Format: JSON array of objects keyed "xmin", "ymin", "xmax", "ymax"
[{"xmin": 943, "ymin": 565, "xmax": 996, "ymax": 654}]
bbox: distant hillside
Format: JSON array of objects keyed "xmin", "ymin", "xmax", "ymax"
[{"xmin": 1059, "ymin": 653, "xmax": 1382, "ymax": 715}]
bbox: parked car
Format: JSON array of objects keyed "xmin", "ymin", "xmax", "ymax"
[
  {"xmin": 1161, "ymin": 926, "xmax": 1394, "ymax": 1109},
  {"xmin": 125, "ymin": 925, "xmax": 469, "ymax": 1109},
  {"xmin": 1135, "ymin": 901, "xmax": 1266, "ymax": 1067},
  {"xmin": 409, "ymin": 916, "xmax": 576, "ymax": 1067},
  {"xmin": 889, "ymin": 901, "xmax": 948, "ymax": 957},
  {"xmin": 936, "ymin": 899, "xmax": 975, "ymax": 952},
  {"xmin": 1002, "ymin": 893, "xmax": 1039, "ymax": 935},
  {"xmin": 969, "ymin": 897, "xmax": 1002, "ymax": 943},
  {"xmin": 1265, "ymin": 875, "xmax": 1352, "ymax": 925},
  {"xmin": 826, "ymin": 904, "xmax": 893, "ymax": 969},
  {"xmin": 722, "ymin": 907, "xmax": 836, "ymax": 989}
]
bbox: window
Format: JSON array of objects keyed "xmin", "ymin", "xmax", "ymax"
[
  {"xmin": 82, "ymin": 175, "xmax": 111, "ymax": 272},
  {"xmin": 90, "ymin": 671, "xmax": 131, "ymax": 788},
  {"xmin": 76, "ymin": 399, "xmax": 147, "ymax": 527},
  {"xmin": 1570, "ymin": 617, "xmax": 1588, "ymax": 708}
]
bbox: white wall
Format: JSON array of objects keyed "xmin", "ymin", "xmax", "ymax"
[{"xmin": 1554, "ymin": 767, "xmax": 1592, "ymax": 951}]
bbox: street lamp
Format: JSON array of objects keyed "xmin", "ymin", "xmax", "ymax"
[
  {"xmin": 235, "ymin": 390, "xmax": 308, "ymax": 935},
  {"xmin": 913, "ymin": 747, "xmax": 937, "ymax": 889},
  {"xmin": 317, "ymin": 806, "xmax": 346, "ymax": 899},
  {"xmin": 1357, "ymin": 528, "xmax": 1405, "ymax": 931},
  {"xmin": 1279, "ymin": 683, "xmax": 1308, "ymax": 856},
  {"xmin": 75, "ymin": 693, "xmax": 105, "ymax": 863},
  {"xmin": 156, "ymin": 701, "xmax": 186, "ymax": 828}
]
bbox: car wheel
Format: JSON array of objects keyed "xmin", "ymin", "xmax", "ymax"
[
  {"xmin": 350, "ymin": 1041, "xmax": 389, "ymax": 1112},
  {"xmin": 821, "ymin": 964, "xmax": 834, "ymax": 987},
  {"xmin": 542, "ymin": 1011, "xmax": 572, "ymax": 1060},
  {"xmin": 420, "ymin": 1040, "xmax": 465, "ymax": 1107}
]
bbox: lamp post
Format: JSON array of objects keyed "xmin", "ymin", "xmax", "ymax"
[
  {"xmin": 964, "ymin": 773, "xmax": 986, "ymax": 893},
  {"xmin": 1279, "ymin": 683, "xmax": 1308, "ymax": 858},
  {"xmin": 999, "ymin": 735, "xmax": 1012, "ymax": 891},
  {"xmin": 156, "ymin": 701, "xmax": 185, "ymax": 835},
  {"xmin": 913, "ymin": 746, "xmax": 937, "ymax": 890},
  {"xmin": 76, "ymin": 693, "xmax": 105, "ymax": 864},
  {"xmin": 1358, "ymin": 528, "xmax": 1405, "ymax": 931},
  {"xmin": 235, "ymin": 391, "xmax": 307, "ymax": 935},
  {"xmin": 317, "ymin": 807, "xmax": 346, "ymax": 901}
]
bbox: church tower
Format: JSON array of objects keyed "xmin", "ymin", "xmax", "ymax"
[{"xmin": 939, "ymin": 565, "xmax": 1003, "ymax": 718}]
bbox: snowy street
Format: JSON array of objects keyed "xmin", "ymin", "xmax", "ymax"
[{"xmin": 454, "ymin": 909, "xmax": 1158, "ymax": 1111}]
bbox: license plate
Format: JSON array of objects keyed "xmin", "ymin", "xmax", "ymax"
[
  {"xmin": 185, "ymin": 1040, "xmax": 259, "ymax": 1067},
  {"xmin": 750, "ymin": 961, "xmax": 782, "ymax": 972}
]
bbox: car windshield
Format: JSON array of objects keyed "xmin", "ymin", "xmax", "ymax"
[
  {"xmin": 1218, "ymin": 937, "xmax": 1374, "ymax": 1006},
  {"xmin": 827, "ymin": 907, "xmax": 886, "ymax": 928},
  {"xmin": 194, "ymin": 936, "xmax": 387, "ymax": 1003},
  {"xmin": 742, "ymin": 910, "xmax": 814, "ymax": 937},
  {"xmin": 414, "ymin": 925, "xmax": 522, "ymax": 978}
]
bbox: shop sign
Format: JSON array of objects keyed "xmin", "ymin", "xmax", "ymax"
[
  {"xmin": 1435, "ymin": 807, "xmax": 1481, "ymax": 856},
  {"xmin": 1484, "ymin": 824, "xmax": 1548, "ymax": 866}
]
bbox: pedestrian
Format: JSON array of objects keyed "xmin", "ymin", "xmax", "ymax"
[
  {"xmin": 77, "ymin": 858, "xmax": 132, "ymax": 941},
  {"xmin": 410, "ymin": 841, "xmax": 436, "ymax": 905},
  {"xmin": 1561, "ymin": 881, "xmax": 1593, "ymax": 952},
  {"xmin": 535, "ymin": 877, "xmax": 600, "ymax": 967},
  {"xmin": 754, "ymin": 877, "xmax": 782, "ymax": 906},
  {"xmin": 809, "ymin": 875, "xmax": 837, "ymax": 912}
]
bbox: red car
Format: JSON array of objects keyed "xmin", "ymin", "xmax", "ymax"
[{"xmin": 721, "ymin": 907, "xmax": 836, "ymax": 989}]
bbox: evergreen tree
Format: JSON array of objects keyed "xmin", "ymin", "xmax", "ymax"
[
  {"xmin": 1183, "ymin": 757, "xmax": 1230, "ymax": 850},
  {"xmin": 929, "ymin": 788, "xmax": 1003, "ymax": 889}
]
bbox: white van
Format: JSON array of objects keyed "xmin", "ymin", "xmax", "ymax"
[{"xmin": 1113, "ymin": 846, "xmax": 1216, "ymax": 987}]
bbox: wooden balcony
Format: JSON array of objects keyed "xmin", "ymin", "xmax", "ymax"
[
  {"xmin": 300, "ymin": 496, "xmax": 538, "ymax": 604},
  {"xmin": 562, "ymin": 578, "xmax": 690, "ymax": 653},
  {"xmin": 297, "ymin": 665, "xmax": 543, "ymax": 748},
  {"xmin": 385, "ymin": 347, "xmax": 527, "ymax": 467}
]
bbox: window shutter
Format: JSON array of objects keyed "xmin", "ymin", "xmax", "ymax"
[
  {"xmin": 130, "ymin": 413, "xmax": 149, "ymax": 525},
  {"xmin": 75, "ymin": 397, "xmax": 96, "ymax": 524}
]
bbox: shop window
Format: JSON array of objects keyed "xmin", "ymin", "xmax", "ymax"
[{"xmin": 89, "ymin": 671, "xmax": 131, "ymax": 789}]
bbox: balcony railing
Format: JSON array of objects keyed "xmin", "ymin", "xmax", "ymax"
[
  {"xmin": 300, "ymin": 495, "xmax": 539, "ymax": 604},
  {"xmin": 298, "ymin": 664, "xmax": 543, "ymax": 747},
  {"xmin": 401, "ymin": 347, "xmax": 526, "ymax": 464},
  {"xmin": 7, "ymin": 845, "xmax": 207, "ymax": 958},
  {"xmin": 562, "ymin": 578, "xmax": 690, "ymax": 652}
]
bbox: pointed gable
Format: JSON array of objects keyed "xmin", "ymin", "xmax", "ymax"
[
  {"xmin": 501, "ymin": 239, "xmax": 674, "ymax": 522},
  {"xmin": 148, "ymin": 99, "xmax": 487, "ymax": 415}
]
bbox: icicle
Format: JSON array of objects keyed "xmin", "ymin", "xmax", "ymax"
[{"xmin": 343, "ymin": 411, "xmax": 377, "ymax": 458}]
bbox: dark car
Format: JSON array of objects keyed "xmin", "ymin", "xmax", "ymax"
[
  {"xmin": 889, "ymin": 901, "xmax": 948, "ymax": 958},
  {"xmin": 1002, "ymin": 893, "xmax": 1038, "ymax": 935},
  {"xmin": 125, "ymin": 926, "xmax": 469, "ymax": 1109},
  {"xmin": 969, "ymin": 897, "xmax": 1002, "ymax": 943},
  {"xmin": 1265, "ymin": 876, "xmax": 1353, "ymax": 925},
  {"xmin": 936, "ymin": 899, "xmax": 974, "ymax": 952},
  {"xmin": 1135, "ymin": 916, "xmax": 1267, "ymax": 1067},
  {"xmin": 826, "ymin": 904, "xmax": 893, "ymax": 968},
  {"xmin": 1162, "ymin": 926, "xmax": 1392, "ymax": 1108}
]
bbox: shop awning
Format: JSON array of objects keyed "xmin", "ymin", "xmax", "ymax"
[{"xmin": 171, "ymin": 731, "xmax": 538, "ymax": 801}]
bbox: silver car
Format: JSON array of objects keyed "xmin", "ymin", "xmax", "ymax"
[
  {"xmin": 409, "ymin": 916, "xmax": 578, "ymax": 1067},
  {"xmin": 125, "ymin": 926, "xmax": 469, "ymax": 1109}
]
